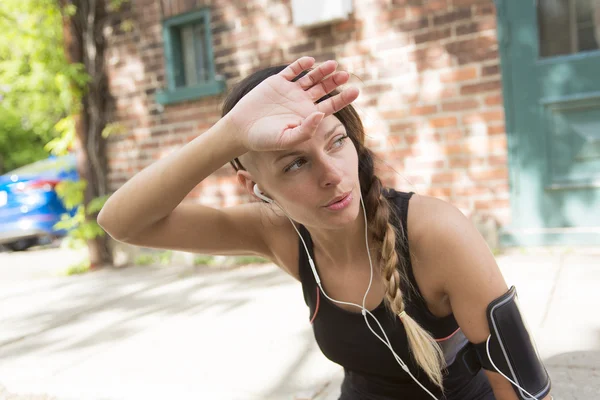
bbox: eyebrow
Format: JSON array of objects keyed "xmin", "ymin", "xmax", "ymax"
[{"xmin": 273, "ymin": 124, "xmax": 344, "ymax": 165}]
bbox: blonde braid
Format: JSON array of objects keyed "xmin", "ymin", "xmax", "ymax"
[{"xmin": 366, "ymin": 175, "xmax": 446, "ymax": 389}]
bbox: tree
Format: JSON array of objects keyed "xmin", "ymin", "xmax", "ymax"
[
  {"xmin": 1, "ymin": 0, "xmax": 118, "ymax": 267},
  {"xmin": 59, "ymin": 0, "xmax": 114, "ymax": 267},
  {"xmin": 0, "ymin": 0, "xmax": 74, "ymax": 173}
]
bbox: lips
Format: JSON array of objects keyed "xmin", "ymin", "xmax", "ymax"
[{"xmin": 324, "ymin": 191, "xmax": 352, "ymax": 207}]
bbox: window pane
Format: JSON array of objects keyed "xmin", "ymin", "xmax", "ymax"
[
  {"xmin": 538, "ymin": 0, "xmax": 600, "ymax": 58},
  {"xmin": 193, "ymin": 22, "xmax": 209, "ymax": 82},
  {"xmin": 576, "ymin": 0, "xmax": 600, "ymax": 52},
  {"xmin": 181, "ymin": 25, "xmax": 197, "ymax": 86},
  {"xmin": 538, "ymin": 0, "xmax": 573, "ymax": 57}
]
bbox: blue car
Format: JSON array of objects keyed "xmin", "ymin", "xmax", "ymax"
[{"xmin": 0, "ymin": 154, "xmax": 78, "ymax": 251}]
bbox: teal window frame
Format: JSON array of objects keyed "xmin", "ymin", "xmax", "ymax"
[{"xmin": 156, "ymin": 8, "xmax": 225, "ymax": 105}]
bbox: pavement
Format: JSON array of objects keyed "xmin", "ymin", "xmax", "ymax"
[{"xmin": 0, "ymin": 246, "xmax": 598, "ymax": 399}]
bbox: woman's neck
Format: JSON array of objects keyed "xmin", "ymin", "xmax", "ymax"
[{"xmin": 307, "ymin": 212, "xmax": 375, "ymax": 270}]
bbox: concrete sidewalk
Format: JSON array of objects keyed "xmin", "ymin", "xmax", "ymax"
[{"xmin": 0, "ymin": 248, "xmax": 598, "ymax": 399}]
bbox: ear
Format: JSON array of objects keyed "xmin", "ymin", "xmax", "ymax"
[{"xmin": 236, "ymin": 169, "xmax": 266, "ymax": 202}]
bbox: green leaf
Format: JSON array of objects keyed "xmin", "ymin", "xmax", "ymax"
[
  {"xmin": 87, "ymin": 195, "xmax": 110, "ymax": 215},
  {"xmin": 101, "ymin": 123, "xmax": 128, "ymax": 138},
  {"xmin": 55, "ymin": 180, "xmax": 86, "ymax": 210}
]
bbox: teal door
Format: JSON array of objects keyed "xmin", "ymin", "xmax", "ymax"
[{"xmin": 497, "ymin": 0, "xmax": 600, "ymax": 245}]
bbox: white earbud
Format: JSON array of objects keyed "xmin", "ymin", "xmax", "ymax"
[{"xmin": 253, "ymin": 184, "xmax": 274, "ymax": 203}]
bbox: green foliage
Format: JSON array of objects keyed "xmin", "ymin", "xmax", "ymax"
[
  {"xmin": 102, "ymin": 122, "xmax": 128, "ymax": 139},
  {"xmin": 64, "ymin": 259, "xmax": 92, "ymax": 275},
  {"xmin": 0, "ymin": 0, "xmax": 87, "ymax": 173},
  {"xmin": 135, "ymin": 254, "xmax": 156, "ymax": 266},
  {"xmin": 158, "ymin": 250, "xmax": 173, "ymax": 265},
  {"xmin": 134, "ymin": 251, "xmax": 172, "ymax": 266},
  {"xmin": 193, "ymin": 254, "xmax": 268, "ymax": 267},
  {"xmin": 231, "ymin": 255, "xmax": 268, "ymax": 265},
  {"xmin": 194, "ymin": 255, "xmax": 216, "ymax": 266},
  {"xmin": 54, "ymin": 179, "xmax": 109, "ymax": 250}
]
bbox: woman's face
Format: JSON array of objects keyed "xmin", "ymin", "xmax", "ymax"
[{"xmin": 244, "ymin": 115, "xmax": 361, "ymax": 229}]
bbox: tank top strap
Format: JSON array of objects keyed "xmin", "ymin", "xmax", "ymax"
[
  {"xmin": 385, "ymin": 188, "xmax": 459, "ymax": 333},
  {"xmin": 383, "ymin": 189, "xmax": 419, "ymax": 300},
  {"xmin": 297, "ymin": 224, "xmax": 319, "ymax": 313}
]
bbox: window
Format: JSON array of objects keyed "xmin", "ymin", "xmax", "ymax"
[
  {"xmin": 156, "ymin": 9, "xmax": 224, "ymax": 105},
  {"xmin": 538, "ymin": 0, "xmax": 600, "ymax": 58}
]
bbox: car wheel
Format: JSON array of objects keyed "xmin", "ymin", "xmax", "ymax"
[{"xmin": 6, "ymin": 238, "xmax": 38, "ymax": 252}]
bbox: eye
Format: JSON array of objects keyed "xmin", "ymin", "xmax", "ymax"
[
  {"xmin": 332, "ymin": 135, "xmax": 349, "ymax": 148},
  {"xmin": 284, "ymin": 158, "xmax": 306, "ymax": 173}
]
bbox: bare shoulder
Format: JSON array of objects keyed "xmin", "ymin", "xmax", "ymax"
[
  {"xmin": 407, "ymin": 193, "xmax": 509, "ymax": 342},
  {"xmin": 405, "ymin": 193, "xmax": 469, "ymax": 252},
  {"xmin": 406, "ymin": 193, "xmax": 495, "ymax": 276}
]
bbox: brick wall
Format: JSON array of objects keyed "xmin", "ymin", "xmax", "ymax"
[{"xmin": 105, "ymin": 0, "xmax": 510, "ymax": 229}]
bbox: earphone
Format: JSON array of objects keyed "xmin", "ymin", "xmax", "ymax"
[
  {"xmin": 253, "ymin": 184, "xmax": 274, "ymax": 203},
  {"xmin": 252, "ymin": 183, "xmax": 543, "ymax": 400}
]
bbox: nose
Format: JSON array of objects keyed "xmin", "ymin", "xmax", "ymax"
[{"xmin": 318, "ymin": 157, "xmax": 343, "ymax": 188}]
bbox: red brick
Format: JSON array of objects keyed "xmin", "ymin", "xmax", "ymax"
[
  {"xmin": 387, "ymin": 135, "xmax": 404, "ymax": 147},
  {"xmin": 460, "ymin": 80, "xmax": 501, "ymax": 95},
  {"xmin": 475, "ymin": 199, "xmax": 510, "ymax": 210},
  {"xmin": 433, "ymin": 8, "xmax": 472, "ymax": 26},
  {"xmin": 335, "ymin": 19, "xmax": 363, "ymax": 32},
  {"xmin": 410, "ymin": 105, "xmax": 438, "ymax": 115},
  {"xmin": 482, "ymin": 64, "xmax": 500, "ymax": 76},
  {"xmin": 440, "ymin": 66, "xmax": 478, "ymax": 82},
  {"xmin": 379, "ymin": 8, "xmax": 407, "ymax": 22},
  {"xmin": 490, "ymin": 154, "xmax": 508, "ymax": 165},
  {"xmin": 380, "ymin": 109, "xmax": 409, "ymax": 120},
  {"xmin": 423, "ymin": 187, "xmax": 453, "ymax": 197},
  {"xmin": 445, "ymin": 129, "xmax": 464, "ymax": 141},
  {"xmin": 488, "ymin": 124, "xmax": 506, "ymax": 135},
  {"xmin": 432, "ymin": 171, "xmax": 461, "ymax": 183},
  {"xmin": 288, "ymin": 41, "xmax": 317, "ymax": 54},
  {"xmin": 469, "ymin": 167, "xmax": 508, "ymax": 181},
  {"xmin": 485, "ymin": 93, "xmax": 503, "ymax": 106},
  {"xmin": 395, "ymin": 17, "xmax": 429, "ymax": 31},
  {"xmin": 424, "ymin": 0, "xmax": 449, "ymax": 12},
  {"xmin": 453, "ymin": 0, "xmax": 491, "ymax": 5},
  {"xmin": 363, "ymin": 83, "xmax": 394, "ymax": 95},
  {"xmin": 429, "ymin": 116, "xmax": 458, "ymax": 128},
  {"xmin": 462, "ymin": 110, "xmax": 505, "ymax": 124},
  {"xmin": 414, "ymin": 27, "xmax": 452, "ymax": 44},
  {"xmin": 474, "ymin": 3, "xmax": 496, "ymax": 16},
  {"xmin": 441, "ymin": 143, "xmax": 466, "ymax": 155},
  {"xmin": 449, "ymin": 158, "xmax": 470, "ymax": 168},
  {"xmin": 405, "ymin": 133, "xmax": 443, "ymax": 144},
  {"xmin": 442, "ymin": 99, "xmax": 480, "ymax": 112},
  {"xmin": 421, "ymin": 86, "xmax": 459, "ymax": 102},
  {"xmin": 390, "ymin": 148, "xmax": 421, "ymax": 158},
  {"xmin": 455, "ymin": 18, "xmax": 496, "ymax": 36},
  {"xmin": 390, "ymin": 122, "xmax": 417, "ymax": 133}
]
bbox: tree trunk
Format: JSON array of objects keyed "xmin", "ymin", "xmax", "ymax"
[{"xmin": 61, "ymin": 0, "xmax": 113, "ymax": 267}]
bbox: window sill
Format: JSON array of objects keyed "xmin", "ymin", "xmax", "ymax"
[{"xmin": 156, "ymin": 80, "xmax": 226, "ymax": 105}]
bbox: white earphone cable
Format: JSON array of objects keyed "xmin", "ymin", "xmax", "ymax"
[
  {"xmin": 257, "ymin": 185, "xmax": 543, "ymax": 400},
  {"xmin": 267, "ymin": 188, "xmax": 439, "ymax": 399}
]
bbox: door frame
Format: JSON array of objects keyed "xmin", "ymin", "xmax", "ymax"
[{"xmin": 495, "ymin": 0, "xmax": 600, "ymax": 246}]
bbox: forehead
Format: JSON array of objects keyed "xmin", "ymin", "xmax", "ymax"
[{"xmin": 248, "ymin": 115, "xmax": 345, "ymax": 171}]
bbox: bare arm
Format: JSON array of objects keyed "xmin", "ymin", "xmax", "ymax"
[
  {"xmin": 98, "ymin": 57, "xmax": 359, "ymax": 262},
  {"xmin": 409, "ymin": 195, "xmax": 552, "ymax": 400},
  {"xmin": 98, "ymin": 116, "xmax": 245, "ymax": 242}
]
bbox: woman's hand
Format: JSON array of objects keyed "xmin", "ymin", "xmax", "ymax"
[{"xmin": 226, "ymin": 56, "xmax": 359, "ymax": 152}]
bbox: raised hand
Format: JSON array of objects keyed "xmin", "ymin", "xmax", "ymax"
[{"xmin": 227, "ymin": 57, "xmax": 360, "ymax": 152}]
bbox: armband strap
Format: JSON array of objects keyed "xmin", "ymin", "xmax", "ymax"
[{"xmin": 471, "ymin": 286, "xmax": 551, "ymax": 400}]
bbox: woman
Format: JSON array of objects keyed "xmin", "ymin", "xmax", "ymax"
[{"xmin": 98, "ymin": 57, "xmax": 551, "ymax": 400}]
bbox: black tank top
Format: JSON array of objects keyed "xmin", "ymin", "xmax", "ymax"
[{"xmin": 297, "ymin": 189, "xmax": 495, "ymax": 399}]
